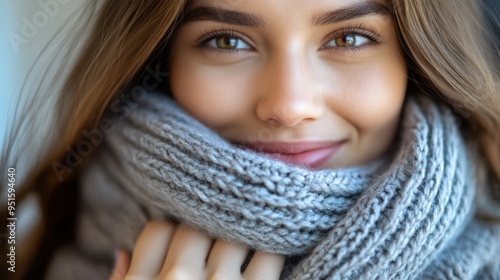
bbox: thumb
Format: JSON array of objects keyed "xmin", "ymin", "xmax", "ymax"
[{"xmin": 109, "ymin": 249, "xmax": 131, "ymax": 280}]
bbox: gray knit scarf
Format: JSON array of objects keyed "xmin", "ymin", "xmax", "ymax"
[{"xmin": 46, "ymin": 91, "xmax": 500, "ymax": 279}]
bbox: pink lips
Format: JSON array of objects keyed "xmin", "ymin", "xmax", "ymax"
[{"xmin": 235, "ymin": 141, "xmax": 344, "ymax": 169}]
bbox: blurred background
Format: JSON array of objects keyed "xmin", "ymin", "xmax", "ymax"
[{"xmin": 0, "ymin": 0, "xmax": 85, "ymax": 148}]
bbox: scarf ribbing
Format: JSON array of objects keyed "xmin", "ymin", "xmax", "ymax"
[{"xmin": 46, "ymin": 91, "xmax": 500, "ymax": 279}]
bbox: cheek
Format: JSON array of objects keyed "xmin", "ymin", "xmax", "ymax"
[
  {"xmin": 337, "ymin": 60, "xmax": 407, "ymax": 134},
  {"xmin": 169, "ymin": 64, "xmax": 251, "ymax": 128}
]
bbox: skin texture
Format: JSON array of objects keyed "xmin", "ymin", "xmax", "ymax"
[
  {"xmin": 111, "ymin": 0, "xmax": 408, "ymax": 279},
  {"xmin": 169, "ymin": 0, "xmax": 408, "ymax": 169}
]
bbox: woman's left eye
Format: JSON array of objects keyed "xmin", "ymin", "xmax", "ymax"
[
  {"xmin": 324, "ymin": 34, "xmax": 371, "ymax": 48},
  {"xmin": 205, "ymin": 36, "xmax": 251, "ymax": 50}
]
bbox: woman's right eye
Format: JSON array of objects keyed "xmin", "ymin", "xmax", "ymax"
[{"xmin": 204, "ymin": 36, "xmax": 251, "ymax": 50}]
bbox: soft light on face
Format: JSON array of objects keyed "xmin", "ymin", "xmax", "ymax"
[{"xmin": 169, "ymin": 0, "xmax": 408, "ymax": 169}]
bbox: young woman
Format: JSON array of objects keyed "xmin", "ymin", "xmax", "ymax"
[{"xmin": 2, "ymin": 0, "xmax": 500, "ymax": 279}]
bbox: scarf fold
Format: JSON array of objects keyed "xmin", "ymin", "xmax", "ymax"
[{"xmin": 50, "ymin": 91, "xmax": 500, "ymax": 279}]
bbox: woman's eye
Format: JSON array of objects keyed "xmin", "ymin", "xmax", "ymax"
[
  {"xmin": 325, "ymin": 34, "xmax": 370, "ymax": 48},
  {"xmin": 206, "ymin": 36, "xmax": 251, "ymax": 50}
]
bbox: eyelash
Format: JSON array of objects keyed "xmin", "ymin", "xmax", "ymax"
[
  {"xmin": 322, "ymin": 23, "xmax": 382, "ymax": 52},
  {"xmin": 196, "ymin": 28, "xmax": 250, "ymax": 54},
  {"xmin": 195, "ymin": 23, "xmax": 382, "ymax": 54}
]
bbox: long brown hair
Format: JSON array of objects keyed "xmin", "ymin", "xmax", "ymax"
[
  {"xmin": 393, "ymin": 0, "xmax": 500, "ymax": 192},
  {"xmin": 1, "ymin": 0, "xmax": 499, "ymax": 278},
  {"xmin": 1, "ymin": 0, "xmax": 187, "ymax": 278}
]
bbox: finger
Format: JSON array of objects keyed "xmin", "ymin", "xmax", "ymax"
[
  {"xmin": 205, "ymin": 240, "xmax": 249, "ymax": 279},
  {"xmin": 127, "ymin": 221, "xmax": 176, "ymax": 278},
  {"xmin": 109, "ymin": 249, "xmax": 131, "ymax": 280},
  {"xmin": 159, "ymin": 224, "xmax": 213, "ymax": 278},
  {"xmin": 242, "ymin": 251, "xmax": 285, "ymax": 280}
]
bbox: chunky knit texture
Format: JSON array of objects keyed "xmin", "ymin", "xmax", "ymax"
[{"xmin": 46, "ymin": 92, "xmax": 500, "ymax": 279}]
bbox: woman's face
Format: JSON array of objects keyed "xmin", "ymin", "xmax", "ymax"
[{"xmin": 169, "ymin": 0, "xmax": 407, "ymax": 169}]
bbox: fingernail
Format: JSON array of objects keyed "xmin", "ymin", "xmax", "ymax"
[{"xmin": 113, "ymin": 248, "xmax": 121, "ymax": 267}]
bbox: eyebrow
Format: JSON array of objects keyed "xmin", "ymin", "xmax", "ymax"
[
  {"xmin": 183, "ymin": 2, "xmax": 392, "ymax": 27},
  {"xmin": 183, "ymin": 6, "xmax": 266, "ymax": 27},
  {"xmin": 312, "ymin": 2, "xmax": 392, "ymax": 26}
]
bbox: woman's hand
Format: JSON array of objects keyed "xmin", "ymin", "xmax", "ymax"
[{"xmin": 109, "ymin": 221, "xmax": 285, "ymax": 280}]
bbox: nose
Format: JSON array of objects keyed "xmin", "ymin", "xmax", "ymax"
[{"xmin": 256, "ymin": 54, "xmax": 324, "ymax": 127}]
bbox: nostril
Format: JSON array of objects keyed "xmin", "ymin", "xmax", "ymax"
[
  {"xmin": 267, "ymin": 117, "xmax": 300, "ymax": 127},
  {"xmin": 267, "ymin": 109, "xmax": 318, "ymax": 127},
  {"xmin": 256, "ymin": 98, "xmax": 324, "ymax": 127}
]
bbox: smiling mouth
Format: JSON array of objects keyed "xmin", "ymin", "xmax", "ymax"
[{"xmin": 233, "ymin": 141, "xmax": 345, "ymax": 169}]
